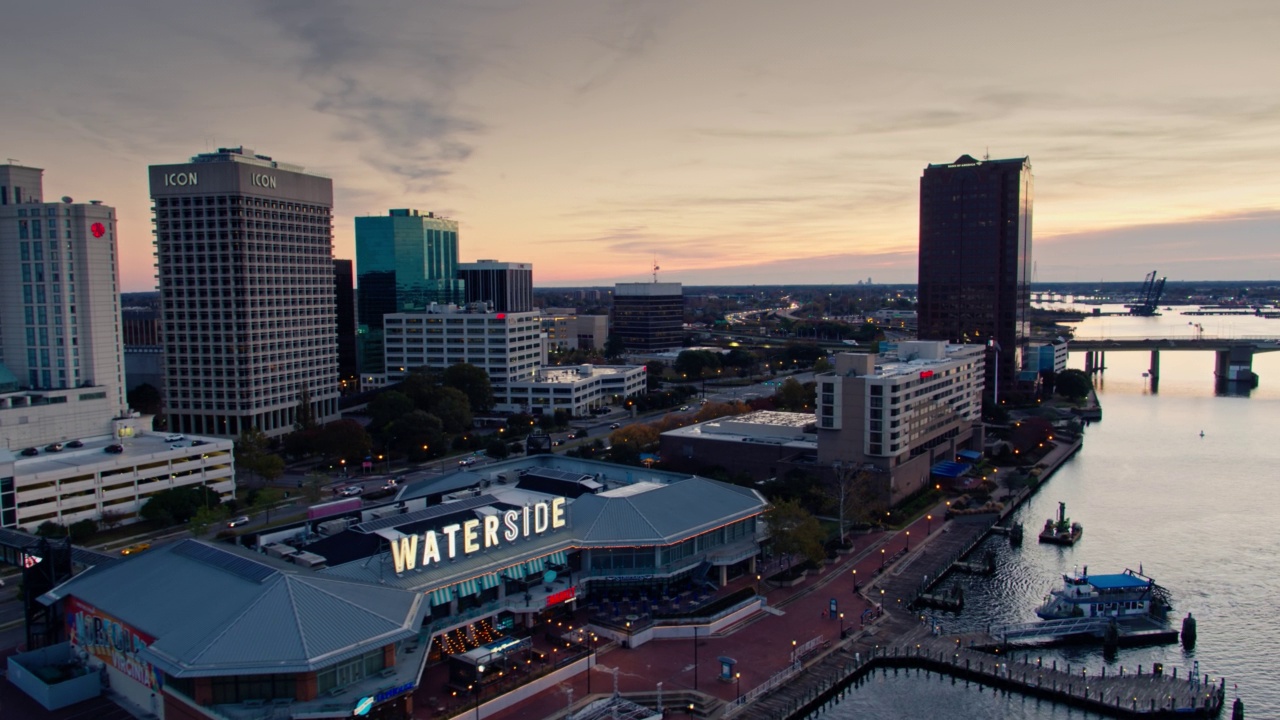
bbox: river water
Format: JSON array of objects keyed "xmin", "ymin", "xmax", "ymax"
[{"xmin": 815, "ymin": 306, "xmax": 1280, "ymax": 719}]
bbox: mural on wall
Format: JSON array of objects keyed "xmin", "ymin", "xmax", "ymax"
[{"xmin": 66, "ymin": 596, "xmax": 163, "ymax": 691}]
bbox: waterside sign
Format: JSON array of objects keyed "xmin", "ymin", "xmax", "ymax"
[{"xmin": 390, "ymin": 497, "xmax": 568, "ymax": 573}]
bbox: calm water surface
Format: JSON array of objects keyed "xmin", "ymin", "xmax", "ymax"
[{"xmin": 816, "ymin": 308, "xmax": 1280, "ymax": 719}]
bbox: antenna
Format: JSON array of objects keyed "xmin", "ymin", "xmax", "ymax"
[
  {"xmin": 983, "ymin": 147, "xmax": 990, "ymax": 161},
  {"xmin": 652, "ymin": 257, "xmax": 660, "ymax": 283}
]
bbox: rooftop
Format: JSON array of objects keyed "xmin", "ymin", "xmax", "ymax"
[{"xmin": 11, "ymin": 432, "xmax": 231, "ymax": 475}]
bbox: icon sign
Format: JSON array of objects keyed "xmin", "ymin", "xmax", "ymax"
[
  {"xmin": 91, "ymin": 222, "xmax": 106, "ymax": 238},
  {"xmin": 354, "ymin": 696, "xmax": 374, "ymax": 716}
]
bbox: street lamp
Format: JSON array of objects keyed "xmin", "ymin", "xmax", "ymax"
[
  {"xmin": 735, "ymin": 672, "xmax": 741, "ymax": 702},
  {"xmin": 790, "ymin": 639, "xmax": 797, "ymax": 663},
  {"xmin": 851, "ymin": 568, "xmax": 858, "ymax": 592},
  {"xmin": 927, "ymin": 514, "xmax": 933, "ymax": 534},
  {"xmin": 474, "ymin": 663, "xmax": 485, "ymax": 720},
  {"xmin": 587, "ymin": 633, "xmax": 597, "ymax": 695},
  {"xmin": 881, "ymin": 548, "xmax": 886, "ymax": 568},
  {"xmin": 838, "ymin": 611, "xmax": 845, "ymax": 638},
  {"xmin": 906, "ymin": 530, "xmax": 910, "ymax": 551}
]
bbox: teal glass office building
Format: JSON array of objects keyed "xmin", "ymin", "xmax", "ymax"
[{"xmin": 355, "ymin": 209, "xmax": 465, "ymax": 374}]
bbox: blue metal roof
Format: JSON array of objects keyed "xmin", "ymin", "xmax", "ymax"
[
  {"xmin": 1087, "ymin": 573, "xmax": 1151, "ymax": 590},
  {"xmin": 930, "ymin": 460, "xmax": 970, "ymax": 478}
]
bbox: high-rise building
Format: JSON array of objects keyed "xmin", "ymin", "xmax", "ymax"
[
  {"xmin": 458, "ymin": 260, "xmax": 533, "ymax": 313},
  {"xmin": 333, "ymin": 259, "xmax": 358, "ymax": 388},
  {"xmin": 917, "ymin": 155, "xmax": 1032, "ymax": 397},
  {"xmin": 355, "ymin": 209, "xmax": 464, "ymax": 375},
  {"xmin": 149, "ymin": 147, "xmax": 340, "ymax": 439},
  {"xmin": 0, "ymin": 163, "xmax": 128, "ymax": 447},
  {"xmin": 612, "ymin": 282, "xmax": 683, "ymax": 352}
]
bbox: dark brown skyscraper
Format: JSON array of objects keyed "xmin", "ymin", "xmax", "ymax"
[
  {"xmin": 333, "ymin": 259, "xmax": 358, "ymax": 387},
  {"xmin": 917, "ymin": 155, "xmax": 1032, "ymax": 400}
]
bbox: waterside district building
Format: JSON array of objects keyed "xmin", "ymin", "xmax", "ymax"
[{"xmin": 20, "ymin": 456, "xmax": 767, "ymax": 720}]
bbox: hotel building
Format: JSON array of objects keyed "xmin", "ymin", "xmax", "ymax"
[
  {"xmin": 458, "ymin": 260, "xmax": 533, "ymax": 313},
  {"xmin": 815, "ymin": 341, "xmax": 984, "ymax": 503}
]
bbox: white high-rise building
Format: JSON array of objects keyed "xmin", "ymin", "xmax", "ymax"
[
  {"xmin": 150, "ymin": 147, "xmax": 339, "ymax": 439},
  {"xmin": 0, "ymin": 162, "xmax": 128, "ymax": 449}
]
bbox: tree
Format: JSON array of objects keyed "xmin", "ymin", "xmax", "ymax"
[
  {"xmin": 485, "ymin": 438, "xmax": 511, "ymax": 460},
  {"xmin": 774, "ymin": 377, "xmax": 814, "ymax": 411},
  {"xmin": 302, "ymin": 472, "xmax": 327, "ymax": 503},
  {"xmin": 234, "ymin": 427, "xmax": 270, "ymax": 487},
  {"xmin": 294, "ymin": 385, "xmax": 318, "ymax": 431},
  {"xmin": 189, "ymin": 504, "xmax": 228, "ymax": 536},
  {"xmin": 68, "ymin": 519, "xmax": 98, "ymax": 544},
  {"xmin": 139, "ymin": 486, "xmax": 221, "ymax": 526},
  {"xmin": 426, "ymin": 386, "xmax": 474, "ymax": 434},
  {"xmin": 368, "ymin": 391, "xmax": 415, "ymax": 434},
  {"xmin": 35, "ymin": 521, "xmax": 68, "ymax": 539},
  {"xmin": 387, "ymin": 411, "xmax": 446, "ymax": 461},
  {"xmin": 98, "ymin": 509, "xmax": 126, "ymax": 531},
  {"xmin": 764, "ymin": 500, "xmax": 826, "ymax": 567},
  {"xmin": 674, "ymin": 350, "xmax": 721, "ymax": 379},
  {"xmin": 317, "ymin": 419, "xmax": 374, "ymax": 463},
  {"xmin": 443, "ymin": 363, "xmax": 494, "ymax": 413},
  {"xmin": 604, "ymin": 334, "xmax": 625, "ymax": 360},
  {"xmin": 252, "ymin": 487, "xmax": 286, "ymax": 525},
  {"xmin": 610, "ymin": 424, "xmax": 660, "ymax": 452},
  {"xmin": 1056, "ymin": 369, "xmax": 1093, "ymax": 401},
  {"xmin": 257, "ymin": 454, "xmax": 285, "ymax": 486},
  {"xmin": 127, "ymin": 383, "xmax": 163, "ymax": 415}
]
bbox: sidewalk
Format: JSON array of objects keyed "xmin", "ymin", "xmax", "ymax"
[{"xmin": 476, "ymin": 511, "xmax": 958, "ymax": 720}]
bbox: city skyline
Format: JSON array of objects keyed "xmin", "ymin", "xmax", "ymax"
[{"xmin": 3, "ymin": 1, "xmax": 1279, "ymax": 291}]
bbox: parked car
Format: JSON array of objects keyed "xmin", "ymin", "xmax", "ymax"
[
  {"xmin": 191, "ymin": 439, "xmax": 208, "ymax": 446},
  {"xmin": 164, "ymin": 433, "xmax": 185, "ymax": 442},
  {"xmin": 21, "ymin": 447, "xmax": 39, "ymax": 457},
  {"xmin": 120, "ymin": 542, "xmax": 151, "ymax": 556},
  {"xmin": 45, "ymin": 443, "xmax": 64, "ymax": 452},
  {"xmin": 339, "ymin": 485, "xmax": 363, "ymax": 497},
  {"xmin": 104, "ymin": 444, "xmax": 125, "ymax": 454},
  {"xmin": 67, "ymin": 440, "xmax": 84, "ymax": 448},
  {"xmin": 227, "ymin": 516, "xmax": 251, "ymax": 528}
]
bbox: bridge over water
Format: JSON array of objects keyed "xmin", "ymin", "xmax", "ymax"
[{"xmin": 1069, "ymin": 335, "xmax": 1280, "ymax": 388}]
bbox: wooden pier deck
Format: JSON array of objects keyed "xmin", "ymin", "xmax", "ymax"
[{"xmin": 727, "ymin": 624, "xmax": 1224, "ymax": 720}]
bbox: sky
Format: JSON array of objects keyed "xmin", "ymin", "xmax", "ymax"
[{"xmin": 3, "ymin": 0, "xmax": 1279, "ymax": 291}]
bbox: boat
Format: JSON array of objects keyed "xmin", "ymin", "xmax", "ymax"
[
  {"xmin": 1038, "ymin": 501, "xmax": 1082, "ymax": 545},
  {"xmin": 1036, "ymin": 566, "xmax": 1172, "ymax": 621}
]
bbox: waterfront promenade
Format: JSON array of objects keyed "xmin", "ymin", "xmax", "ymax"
[{"xmin": 474, "ymin": 430, "xmax": 1231, "ymax": 720}]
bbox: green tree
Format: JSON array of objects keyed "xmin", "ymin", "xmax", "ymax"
[
  {"xmin": 302, "ymin": 472, "xmax": 327, "ymax": 503},
  {"xmin": 68, "ymin": 519, "xmax": 99, "ymax": 544},
  {"xmin": 189, "ymin": 504, "xmax": 228, "ymax": 536},
  {"xmin": 774, "ymin": 378, "xmax": 814, "ymax": 411},
  {"xmin": 426, "ymin": 386, "xmax": 474, "ymax": 434},
  {"xmin": 318, "ymin": 419, "xmax": 374, "ymax": 463},
  {"xmin": 604, "ymin": 334, "xmax": 625, "ymax": 360},
  {"xmin": 764, "ymin": 500, "xmax": 826, "ymax": 566},
  {"xmin": 1056, "ymin": 369, "xmax": 1093, "ymax": 401},
  {"xmin": 139, "ymin": 486, "xmax": 221, "ymax": 526},
  {"xmin": 252, "ymin": 487, "xmax": 286, "ymax": 525},
  {"xmin": 387, "ymin": 411, "xmax": 446, "ymax": 461},
  {"xmin": 35, "ymin": 521, "xmax": 68, "ymax": 538},
  {"xmin": 368, "ymin": 391, "xmax": 415, "ymax": 433},
  {"xmin": 127, "ymin": 383, "xmax": 163, "ymax": 415},
  {"xmin": 443, "ymin": 363, "xmax": 494, "ymax": 413},
  {"xmin": 234, "ymin": 427, "xmax": 270, "ymax": 487},
  {"xmin": 485, "ymin": 438, "xmax": 511, "ymax": 460}
]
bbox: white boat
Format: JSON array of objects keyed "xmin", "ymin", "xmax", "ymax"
[{"xmin": 1036, "ymin": 567, "xmax": 1171, "ymax": 621}]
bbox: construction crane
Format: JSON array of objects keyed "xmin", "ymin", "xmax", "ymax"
[{"xmin": 1127, "ymin": 271, "xmax": 1166, "ymax": 316}]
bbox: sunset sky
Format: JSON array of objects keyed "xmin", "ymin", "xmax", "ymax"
[{"xmin": 4, "ymin": 1, "xmax": 1279, "ymax": 291}]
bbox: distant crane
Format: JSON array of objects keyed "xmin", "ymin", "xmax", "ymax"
[{"xmin": 1127, "ymin": 270, "xmax": 1166, "ymax": 316}]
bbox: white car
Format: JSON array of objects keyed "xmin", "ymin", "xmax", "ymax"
[
  {"xmin": 164, "ymin": 433, "xmax": 185, "ymax": 442},
  {"xmin": 339, "ymin": 485, "xmax": 363, "ymax": 497},
  {"xmin": 227, "ymin": 516, "xmax": 251, "ymax": 528},
  {"xmin": 458, "ymin": 457, "xmax": 478, "ymax": 467}
]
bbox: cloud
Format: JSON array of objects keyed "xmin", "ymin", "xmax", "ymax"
[{"xmin": 258, "ymin": 1, "xmax": 485, "ymax": 193}]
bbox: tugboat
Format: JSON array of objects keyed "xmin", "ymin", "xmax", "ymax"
[
  {"xmin": 1036, "ymin": 566, "xmax": 1172, "ymax": 621},
  {"xmin": 1039, "ymin": 501, "xmax": 1082, "ymax": 545}
]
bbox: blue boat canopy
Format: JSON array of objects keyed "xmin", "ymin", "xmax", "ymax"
[
  {"xmin": 930, "ymin": 460, "xmax": 970, "ymax": 478},
  {"xmin": 956, "ymin": 449, "xmax": 983, "ymax": 461},
  {"xmin": 1087, "ymin": 574, "xmax": 1151, "ymax": 590}
]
